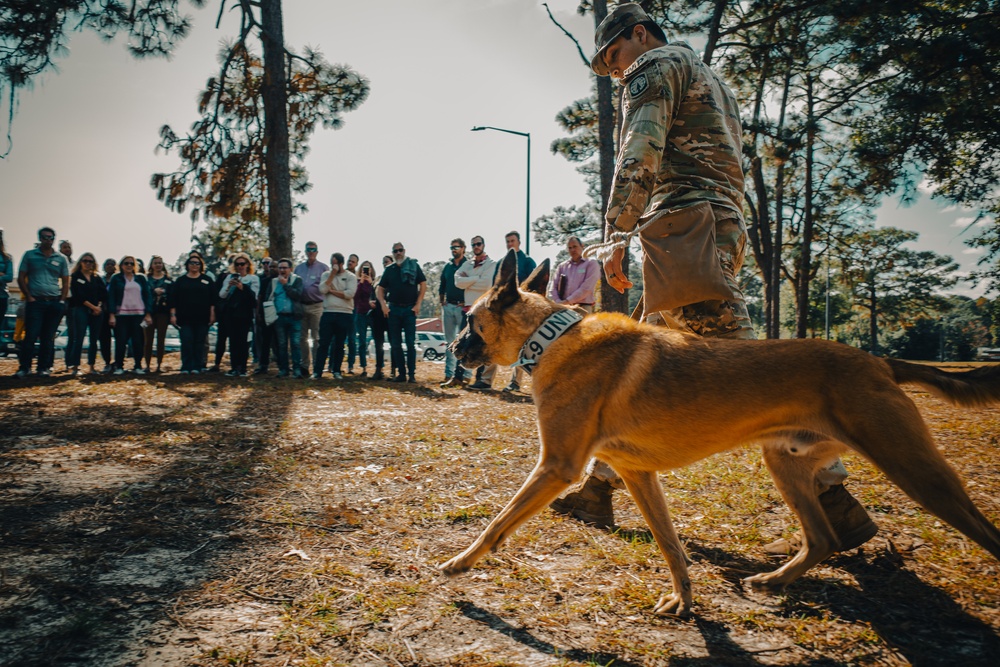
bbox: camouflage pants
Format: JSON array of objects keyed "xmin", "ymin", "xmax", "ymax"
[{"xmin": 645, "ymin": 211, "xmax": 756, "ymax": 339}]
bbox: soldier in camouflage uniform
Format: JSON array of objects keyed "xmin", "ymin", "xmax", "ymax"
[{"xmin": 552, "ymin": 4, "xmax": 877, "ymax": 555}]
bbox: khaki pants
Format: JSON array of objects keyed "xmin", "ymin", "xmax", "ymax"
[{"xmin": 643, "ymin": 206, "xmax": 755, "ymax": 340}]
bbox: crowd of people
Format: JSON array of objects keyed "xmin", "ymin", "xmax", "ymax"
[{"xmin": 1, "ymin": 226, "xmax": 601, "ymax": 390}]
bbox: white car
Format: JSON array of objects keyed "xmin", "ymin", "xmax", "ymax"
[
  {"xmin": 416, "ymin": 331, "xmax": 448, "ymax": 360},
  {"xmin": 368, "ymin": 331, "xmax": 448, "ymax": 361}
]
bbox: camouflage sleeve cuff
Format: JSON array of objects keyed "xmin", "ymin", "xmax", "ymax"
[{"xmin": 606, "ymin": 220, "xmax": 627, "ymax": 234}]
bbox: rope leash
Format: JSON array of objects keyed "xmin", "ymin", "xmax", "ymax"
[{"xmin": 582, "ymin": 216, "xmax": 666, "ymax": 264}]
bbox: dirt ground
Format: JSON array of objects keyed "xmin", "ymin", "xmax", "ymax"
[{"xmin": 1, "ymin": 354, "xmax": 998, "ymax": 666}]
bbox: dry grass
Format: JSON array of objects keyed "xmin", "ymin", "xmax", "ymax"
[{"xmin": 0, "ymin": 355, "xmax": 998, "ymax": 666}]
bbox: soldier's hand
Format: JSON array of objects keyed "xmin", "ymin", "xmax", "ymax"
[{"xmin": 603, "ymin": 247, "xmax": 633, "ymax": 294}]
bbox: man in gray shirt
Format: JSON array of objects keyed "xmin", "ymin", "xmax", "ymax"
[
  {"xmin": 16, "ymin": 227, "xmax": 69, "ymax": 377},
  {"xmin": 293, "ymin": 241, "xmax": 328, "ymax": 376}
]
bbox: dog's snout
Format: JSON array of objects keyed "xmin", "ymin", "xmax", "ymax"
[{"xmin": 451, "ymin": 327, "xmax": 470, "ymax": 360}]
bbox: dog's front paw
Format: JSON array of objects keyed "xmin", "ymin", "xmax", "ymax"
[
  {"xmin": 743, "ymin": 572, "xmax": 789, "ymax": 593},
  {"xmin": 438, "ymin": 556, "xmax": 472, "ymax": 578},
  {"xmin": 652, "ymin": 592, "xmax": 693, "ymax": 617}
]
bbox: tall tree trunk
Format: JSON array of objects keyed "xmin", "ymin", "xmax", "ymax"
[
  {"xmin": 260, "ymin": 0, "xmax": 293, "ymax": 260},
  {"xmin": 869, "ymin": 284, "xmax": 879, "ymax": 355},
  {"xmin": 795, "ymin": 74, "xmax": 816, "ymax": 338},
  {"xmin": 748, "ymin": 157, "xmax": 772, "ymax": 326},
  {"xmin": 746, "ymin": 59, "xmax": 773, "ymax": 336},
  {"xmin": 769, "ymin": 68, "xmax": 792, "ymax": 339},
  {"xmin": 595, "ymin": 0, "xmax": 629, "ymax": 314},
  {"xmin": 770, "ymin": 161, "xmax": 785, "ymax": 338}
]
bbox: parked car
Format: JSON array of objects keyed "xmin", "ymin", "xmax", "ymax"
[
  {"xmin": 0, "ymin": 313, "xmax": 16, "ymax": 357},
  {"xmin": 0, "ymin": 313, "xmax": 67, "ymax": 356},
  {"xmin": 367, "ymin": 331, "xmax": 448, "ymax": 361},
  {"xmin": 163, "ymin": 325, "xmax": 182, "ymax": 352},
  {"xmin": 416, "ymin": 331, "xmax": 447, "ymax": 360}
]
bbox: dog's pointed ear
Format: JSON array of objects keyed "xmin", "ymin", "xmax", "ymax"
[
  {"xmin": 520, "ymin": 259, "xmax": 550, "ymax": 295},
  {"xmin": 490, "ymin": 249, "xmax": 521, "ymax": 309}
]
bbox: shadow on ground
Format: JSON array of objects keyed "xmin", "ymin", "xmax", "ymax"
[{"xmin": 0, "ymin": 376, "xmax": 296, "ymax": 667}]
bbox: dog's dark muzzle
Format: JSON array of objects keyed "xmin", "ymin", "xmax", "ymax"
[{"xmin": 452, "ymin": 326, "xmax": 489, "ymax": 368}]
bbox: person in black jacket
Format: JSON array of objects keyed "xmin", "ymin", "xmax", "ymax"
[
  {"xmin": 99, "ymin": 257, "xmax": 117, "ymax": 371},
  {"xmin": 107, "ymin": 255, "xmax": 152, "ymax": 375},
  {"xmin": 254, "ymin": 257, "xmax": 279, "ymax": 374},
  {"xmin": 217, "ymin": 252, "xmax": 259, "ymax": 376},
  {"xmin": 143, "ymin": 255, "xmax": 173, "ymax": 373},
  {"xmin": 367, "ymin": 255, "xmax": 394, "ymax": 380},
  {"xmin": 65, "ymin": 252, "xmax": 105, "ymax": 375},
  {"xmin": 209, "ymin": 253, "xmax": 237, "ymax": 372},
  {"xmin": 169, "ymin": 255, "xmax": 216, "ymax": 374}
]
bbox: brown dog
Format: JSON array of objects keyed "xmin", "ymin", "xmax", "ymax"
[{"xmin": 440, "ymin": 249, "xmax": 1000, "ymax": 616}]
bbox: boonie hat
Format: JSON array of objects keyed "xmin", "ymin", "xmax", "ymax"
[{"xmin": 590, "ymin": 3, "xmax": 653, "ymax": 76}]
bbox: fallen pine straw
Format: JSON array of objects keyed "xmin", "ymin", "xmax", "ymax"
[{"xmin": 0, "ymin": 357, "xmax": 998, "ymax": 666}]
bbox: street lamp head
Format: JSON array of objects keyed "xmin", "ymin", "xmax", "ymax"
[{"xmin": 470, "ymin": 126, "xmax": 485, "ymax": 131}]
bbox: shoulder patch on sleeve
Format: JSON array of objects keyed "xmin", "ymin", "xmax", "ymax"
[{"xmin": 628, "ymin": 73, "xmax": 648, "ymax": 97}]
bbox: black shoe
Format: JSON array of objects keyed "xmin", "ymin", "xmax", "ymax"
[
  {"xmin": 254, "ymin": 368, "xmax": 268, "ymax": 375},
  {"xmin": 467, "ymin": 380, "xmax": 492, "ymax": 391},
  {"xmin": 207, "ymin": 365, "xmax": 220, "ymax": 373},
  {"xmin": 550, "ymin": 477, "xmax": 615, "ymax": 528},
  {"xmin": 819, "ymin": 484, "xmax": 878, "ymax": 551},
  {"xmin": 407, "ymin": 375, "xmax": 416, "ymax": 383},
  {"xmin": 390, "ymin": 375, "xmax": 406, "ymax": 383},
  {"xmin": 371, "ymin": 370, "xmax": 385, "ymax": 381}
]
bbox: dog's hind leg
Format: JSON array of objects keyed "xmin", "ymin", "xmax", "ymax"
[
  {"xmin": 746, "ymin": 437, "xmax": 844, "ymax": 592},
  {"xmin": 843, "ymin": 398, "xmax": 1000, "ymax": 562},
  {"xmin": 616, "ymin": 468, "xmax": 694, "ymax": 616},
  {"xmin": 439, "ymin": 452, "xmax": 588, "ymax": 577}
]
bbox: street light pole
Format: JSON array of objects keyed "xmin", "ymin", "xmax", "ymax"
[{"xmin": 471, "ymin": 126, "xmax": 531, "ymax": 255}]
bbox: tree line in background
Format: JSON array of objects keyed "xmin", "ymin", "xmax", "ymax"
[
  {"xmin": 537, "ymin": 0, "xmax": 1000, "ymax": 358},
  {"xmin": 4, "ymin": 2, "xmax": 1000, "ymax": 359}
]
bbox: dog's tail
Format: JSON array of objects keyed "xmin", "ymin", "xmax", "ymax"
[{"xmin": 887, "ymin": 359, "xmax": 1000, "ymax": 407}]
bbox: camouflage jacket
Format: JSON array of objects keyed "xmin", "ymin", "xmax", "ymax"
[{"xmin": 606, "ymin": 43, "xmax": 745, "ymax": 233}]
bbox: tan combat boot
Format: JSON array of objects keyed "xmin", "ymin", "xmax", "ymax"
[
  {"xmin": 818, "ymin": 484, "xmax": 878, "ymax": 551},
  {"xmin": 549, "ymin": 476, "xmax": 615, "ymax": 528}
]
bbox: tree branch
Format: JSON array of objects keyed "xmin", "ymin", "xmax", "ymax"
[{"xmin": 543, "ymin": 3, "xmax": 589, "ymax": 68}]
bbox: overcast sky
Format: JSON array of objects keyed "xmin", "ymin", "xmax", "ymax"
[{"xmin": 0, "ymin": 0, "xmax": 988, "ymax": 296}]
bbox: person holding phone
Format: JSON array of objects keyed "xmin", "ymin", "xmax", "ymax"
[
  {"xmin": 144, "ymin": 255, "xmax": 172, "ymax": 372},
  {"xmin": 218, "ymin": 252, "xmax": 260, "ymax": 377},
  {"xmin": 314, "ymin": 252, "xmax": 357, "ymax": 379}
]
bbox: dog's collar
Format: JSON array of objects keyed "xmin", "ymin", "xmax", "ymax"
[{"xmin": 510, "ymin": 309, "xmax": 584, "ymax": 375}]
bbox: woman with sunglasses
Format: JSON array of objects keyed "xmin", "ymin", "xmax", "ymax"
[
  {"xmin": 65, "ymin": 252, "xmax": 105, "ymax": 375},
  {"xmin": 107, "ymin": 255, "xmax": 153, "ymax": 375},
  {"xmin": 217, "ymin": 252, "xmax": 259, "ymax": 376},
  {"xmin": 169, "ymin": 255, "xmax": 216, "ymax": 374},
  {"xmin": 143, "ymin": 255, "xmax": 173, "ymax": 373}
]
